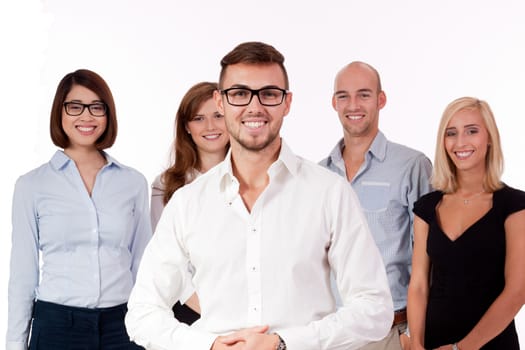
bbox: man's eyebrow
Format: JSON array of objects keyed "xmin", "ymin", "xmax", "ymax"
[
  {"xmin": 228, "ymin": 84, "xmax": 249, "ymax": 89},
  {"xmin": 227, "ymin": 84, "xmax": 283, "ymax": 90},
  {"xmin": 334, "ymin": 88, "xmax": 373, "ymax": 95}
]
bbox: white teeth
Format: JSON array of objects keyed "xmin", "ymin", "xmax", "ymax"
[
  {"xmin": 77, "ymin": 126, "xmax": 95, "ymax": 132},
  {"xmin": 456, "ymin": 151, "xmax": 473, "ymax": 158},
  {"xmin": 204, "ymin": 134, "xmax": 220, "ymax": 140},
  {"xmin": 347, "ymin": 115, "xmax": 364, "ymax": 120},
  {"xmin": 244, "ymin": 121, "xmax": 265, "ymax": 129}
]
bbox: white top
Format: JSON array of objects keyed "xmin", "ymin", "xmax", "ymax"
[{"xmin": 125, "ymin": 141, "xmax": 393, "ymax": 350}]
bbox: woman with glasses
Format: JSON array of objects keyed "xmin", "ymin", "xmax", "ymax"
[
  {"xmin": 150, "ymin": 81, "xmax": 229, "ymax": 324},
  {"xmin": 7, "ymin": 69, "xmax": 151, "ymax": 350},
  {"xmin": 407, "ymin": 97, "xmax": 525, "ymax": 349}
]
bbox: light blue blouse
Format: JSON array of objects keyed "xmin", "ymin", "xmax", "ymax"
[{"xmin": 7, "ymin": 150, "xmax": 152, "ymax": 349}]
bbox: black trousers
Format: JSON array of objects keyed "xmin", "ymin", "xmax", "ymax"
[{"xmin": 29, "ymin": 300, "xmax": 143, "ymax": 350}]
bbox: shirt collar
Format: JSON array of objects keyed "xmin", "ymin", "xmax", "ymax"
[
  {"xmin": 329, "ymin": 130, "xmax": 388, "ymax": 163},
  {"xmin": 273, "ymin": 140, "xmax": 300, "ymax": 177},
  {"xmin": 50, "ymin": 150, "xmax": 120, "ymax": 171},
  {"xmin": 327, "ymin": 139, "xmax": 345, "ymax": 166},
  {"xmin": 217, "ymin": 139, "xmax": 299, "ymax": 199},
  {"xmin": 367, "ymin": 130, "xmax": 387, "ymax": 162}
]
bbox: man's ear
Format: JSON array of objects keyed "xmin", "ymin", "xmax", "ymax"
[
  {"xmin": 331, "ymin": 94, "xmax": 338, "ymax": 111},
  {"xmin": 282, "ymin": 91, "xmax": 293, "ymax": 117},
  {"xmin": 378, "ymin": 91, "xmax": 387, "ymax": 110}
]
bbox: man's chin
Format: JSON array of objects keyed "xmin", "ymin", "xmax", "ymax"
[{"xmin": 235, "ymin": 136, "xmax": 277, "ymax": 152}]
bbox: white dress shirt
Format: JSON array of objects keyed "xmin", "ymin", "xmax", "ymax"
[
  {"xmin": 125, "ymin": 141, "xmax": 393, "ymax": 350},
  {"xmin": 150, "ymin": 170, "xmax": 201, "ymax": 303}
]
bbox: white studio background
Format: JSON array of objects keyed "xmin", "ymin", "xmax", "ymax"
[{"xmin": 1, "ymin": 0, "xmax": 525, "ymax": 345}]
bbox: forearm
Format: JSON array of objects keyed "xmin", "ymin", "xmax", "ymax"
[
  {"xmin": 125, "ymin": 301, "xmax": 215, "ymax": 350},
  {"xmin": 458, "ymin": 289, "xmax": 523, "ymax": 349},
  {"xmin": 7, "ymin": 287, "xmax": 34, "ymax": 349},
  {"xmin": 125, "ymin": 218, "xmax": 208, "ymax": 349},
  {"xmin": 459, "ymin": 211, "xmax": 525, "ymax": 349},
  {"xmin": 407, "ymin": 287, "xmax": 428, "ymax": 349},
  {"xmin": 184, "ymin": 293, "xmax": 201, "ymax": 314},
  {"xmin": 278, "ymin": 296, "xmax": 393, "ymax": 350},
  {"xmin": 6, "ymin": 341, "xmax": 29, "ymax": 350},
  {"xmin": 8, "ymin": 222, "xmax": 38, "ymax": 346}
]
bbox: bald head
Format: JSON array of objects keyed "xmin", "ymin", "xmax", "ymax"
[{"xmin": 335, "ymin": 61, "xmax": 382, "ymax": 93}]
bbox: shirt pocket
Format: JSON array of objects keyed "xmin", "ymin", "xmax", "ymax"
[{"xmin": 357, "ymin": 181, "xmax": 391, "ymax": 212}]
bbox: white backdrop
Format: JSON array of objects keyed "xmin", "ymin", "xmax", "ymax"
[{"xmin": 1, "ymin": 0, "xmax": 525, "ymax": 345}]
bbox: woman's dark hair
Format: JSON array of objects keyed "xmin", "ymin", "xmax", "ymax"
[{"xmin": 50, "ymin": 69, "xmax": 117, "ymax": 149}]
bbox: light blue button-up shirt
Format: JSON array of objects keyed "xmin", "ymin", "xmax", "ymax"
[
  {"xmin": 7, "ymin": 150, "xmax": 152, "ymax": 350},
  {"xmin": 320, "ymin": 131, "xmax": 432, "ymax": 311}
]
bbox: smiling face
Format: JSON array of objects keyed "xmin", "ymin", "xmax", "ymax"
[
  {"xmin": 214, "ymin": 63, "xmax": 291, "ymax": 153},
  {"xmin": 61, "ymin": 84, "xmax": 107, "ymax": 151},
  {"xmin": 332, "ymin": 62, "xmax": 386, "ymax": 140},
  {"xmin": 444, "ymin": 108, "xmax": 490, "ymax": 175},
  {"xmin": 186, "ymin": 98, "xmax": 229, "ymax": 157}
]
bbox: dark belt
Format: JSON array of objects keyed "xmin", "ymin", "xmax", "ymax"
[{"xmin": 392, "ymin": 308, "xmax": 407, "ymax": 328}]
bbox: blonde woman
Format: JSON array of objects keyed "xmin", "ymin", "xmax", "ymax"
[{"xmin": 408, "ymin": 97, "xmax": 525, "ymax": 349}]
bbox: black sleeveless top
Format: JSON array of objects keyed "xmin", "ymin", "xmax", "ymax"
[{"xmin": 413, "ymin": 185, "xmax": 525, "ymax": 349}]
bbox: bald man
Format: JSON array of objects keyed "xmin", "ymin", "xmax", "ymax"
[{"xmin": 320, "ymin": 62, "xmax": 433, "ymax": 350}]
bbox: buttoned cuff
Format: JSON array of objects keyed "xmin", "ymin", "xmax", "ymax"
[{"xmin": 6, "ymin": 340, "xmax": 28, "ymax": 350}]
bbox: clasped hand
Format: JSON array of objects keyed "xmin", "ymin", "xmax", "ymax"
[{"xmin": 211, "ymin": 325, "xmax": 279, "ymax": 350}]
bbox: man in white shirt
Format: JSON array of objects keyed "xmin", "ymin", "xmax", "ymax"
[{"xmin": 125, "ymin": 41, "xmax": 393, "ymax": 350}]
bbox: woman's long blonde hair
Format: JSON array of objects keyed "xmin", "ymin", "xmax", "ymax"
[{"xmin": 432, "ymin": 97, "xmax": 504, "ymax": 193}]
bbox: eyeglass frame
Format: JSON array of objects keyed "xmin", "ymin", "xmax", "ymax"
[
  {"xmin": 63, "ymin": 102, "xmax": 108, "ymax": 117},
  {"xmin": 220, "ymin": 87, "xmax": 288, "ymax": 107}
]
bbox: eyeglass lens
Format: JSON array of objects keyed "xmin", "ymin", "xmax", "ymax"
[
  {"xmin": 224, "ymin": 88, "xmax": 286, "ymax": 106},
  {"xmin": 64, "ymin": 102, "xmax": 107, "ymax": 116}
]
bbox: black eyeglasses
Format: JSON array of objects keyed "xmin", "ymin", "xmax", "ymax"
[
  {"xmin": 63, "ymin": 102, "xmax": 107, "ymax": 117},
  {"xmin": 220, "ymin": 87, "xmax": 287, "ymax": 107}
]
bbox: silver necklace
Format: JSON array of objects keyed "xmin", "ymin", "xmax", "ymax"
[{"xmin": 460, "ymin": 190, "xmax": 485, "ymax": 205}]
